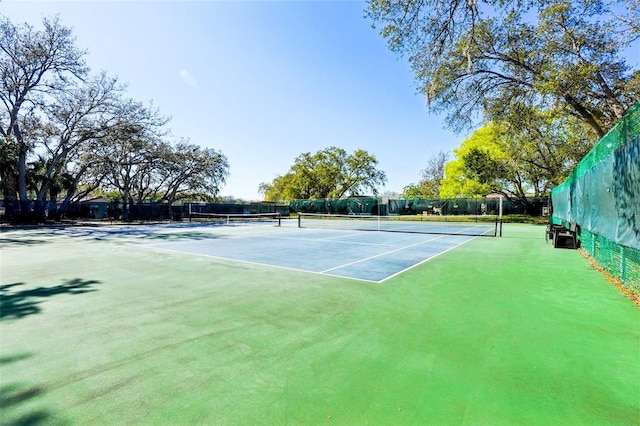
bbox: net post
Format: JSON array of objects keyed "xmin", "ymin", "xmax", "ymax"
[
  {"xmin": 277, "ymin": 213, "xmax": 281, "ymax": 227},
  {"xmin": 297, "ymin": 213, "xmax": 301, "ymax": 228},
  {"xmin": 498, "ymin": 196, "xmax": 504, "ymax": 237},
  {"xmin": 491, "ymin": 215, "xmax": 497, "ymax": 237}
]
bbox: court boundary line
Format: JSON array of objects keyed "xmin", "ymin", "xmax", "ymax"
[
  {"xmin": 256, "ymin": 233, "xmax": 405, "ymax": 248},
  {"xmin": 320, "ymin": 234, "xmax": 447, "ymax": 273},
  {"xmin": 135, "ymin": 230, "xmax": 478, "ymax": 284},
  {"xmin": 299, "ymin": 217, "xmax": 495, "ymax": 237},
  {"xmin": 135, "ymin": 243, "xmax": 380, "ymax": 284},
  {"xmin": 378, "ymin": 236, "xmax": 478, "ymax": 283}
]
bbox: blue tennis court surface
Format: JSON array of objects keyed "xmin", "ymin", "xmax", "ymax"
[{"xmin": 139, "ymin": 224, "xmax": 479, "ymax": 283}]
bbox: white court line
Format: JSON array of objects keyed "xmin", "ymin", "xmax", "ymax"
[
  {"xmin": 135, "ymin": 228, "xmax": 481, "ymax": 284},
  {"xmin": 390, "ymin": 223, "xmax": 492, "ymax": 235},
  {"xmin": 269, "ymin": 227, "xmax": 388, "ymax": 242},
  {"xmin": 258, "ymin": 234, "xmax": 401, "ymax": 248},
  {"xmin": 135, "ymin": 244, "xmax": 379, "ymax": 283},
  {"xmin": 214, "ymin": 227, "xmax": 413, "ymax": 248},
  {"xmin": 378, "ymin": 237, "xmax": 477, "ymax": 283},
  {"xmin": 320, "ymin": 234, "xmax": 448, "ymax": 273}
]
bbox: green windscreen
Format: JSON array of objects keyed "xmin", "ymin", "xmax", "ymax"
[
  {"xmin": 550, "ymin": 102, "xmax": 639, "ymax": 292},
  {"xmin": 289, "ymin": 198, "xmax": 380, "ymax": 215},
  {"xmin": 290, "ymin": 197, "xmax": 547, "ymax": 216},
  {"xmin": 297, "ymin": 212, "xmax": 498, "ymax": 237}
]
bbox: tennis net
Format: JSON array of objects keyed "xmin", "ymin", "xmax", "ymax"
[
  {"xmin": 189, "ymin": 212, "xmax": 281, "ymax": 226},
  {"xmin": 297, "ymin": 213, "xmax": 499, "ymax": 237}
]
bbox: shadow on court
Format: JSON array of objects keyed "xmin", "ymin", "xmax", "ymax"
[
  {"xmin": 2, "ymin": 224, "xmax": 228, "ymax": 243},
  {"xmin": 0, "ymin": 278, "xmax": 102, "ymax": 321},
  {"xmin": 0, "ymin": 352, "xmax": 52, "ymax": 426},
  {"xmin": 0, "ymin": 237, "xmax": 51, "ymax": 248}
]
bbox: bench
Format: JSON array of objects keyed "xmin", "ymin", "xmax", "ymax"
[
  {"xmin": 546, "ymin": 222, "xmax": 565, "ymax": 243},
  {"xmin": 551, "ymin": 221, "xmax": 580, "ymax": 249}
]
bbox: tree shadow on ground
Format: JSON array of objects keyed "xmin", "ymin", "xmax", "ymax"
[
  {"xmin": 0, "ymin": 383, "xmax": 44, "ymax": 408},
  {"xmin": 0, "ymin": 353, "xmax": 33, "ymax": 365},
  {"xmin": 0, "ymin": 353, "xmax": 52, "ymax": 426},
  {"xmin": 0, "ymin": 278, "xmax": 101, "ymax": 321},
  {"xmin": 0, "ymin": 237, "xmax": 51, "ymax": 248},
  {"xmin": 5, "ymin": 223, "xmax": 227, "ymax": 242}
]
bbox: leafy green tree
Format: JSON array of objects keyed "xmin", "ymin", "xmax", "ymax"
[
  {"xmin": 440, "ymin": 114, "xmax": 592, "ymax": 212},
  {"xmin": 488, "ymin": 104, "xmax": 596, "ymax": 202},
  {"xmin": 401, "ymin": 151, "xmax": 448, "ymax": 198},
  {"xmin": 0, "ymin": 136, "xmax": 19, "ymax": 212},
  {"xmin": 25, "ymin": 155, "xmax": 75, "ymax": 219},
  {"xmin": 462, "ymin": 148, "xmax": 508, "ymax": 185},
  {"xmin": 401, "ymin": 183, "xmax": 423, "ymax": 199},
  {"xmin": 259, "ymin": 146, "xmax": 387, "ymax": 201},
  {"xmin": 258, "ymin": 172, "xmax": 297, "ymax": 202},
  {"xmin": 441, "ymin": 122, "xmax": 538, "ymax": 203},
  {"xmin": 366, "ymin": 0, "xmax": 640, "ymax": 138},
  {"xmin": 440, "ymin": 126, "xmax": 500, "ymax": 198}
]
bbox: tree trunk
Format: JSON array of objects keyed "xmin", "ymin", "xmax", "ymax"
[
  {"xmin": 17, "ymin": 145, "xmax": 29, "ymax": 220},
  {"xmin": 1, "ymin": 170, "xmax": 19, "ymax": 221}
]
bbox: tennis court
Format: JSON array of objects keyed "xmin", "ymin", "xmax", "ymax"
[
  {"xmin": 140, "ymin": 218, "xmax": 485, "ymax": 282},
  {"xmin": 1, "ymin": 220, "xmax": 639, "ymax": 425}
]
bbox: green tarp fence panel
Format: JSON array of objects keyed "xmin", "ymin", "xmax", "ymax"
[
  {"xmin": 59, "ymin": 201, "xmax": 289, "ymax": 220},
  {"xmin": 185, "ymin": 202, "xmax": 288, "ymax": 215},
  {"xmin": 551, "ymin": 104, "xmax": 639, "ymax": 250},
  {"xmin": 388, "ymin": 198, "xmax": 524, "ymax": 216},
  {"xmin": 551, "ymin": 102, "xmax": 640, "ymax": 289},
  {"xmin": 289, "ymin": 198, "xmax": 380, "ymax": 215},
  {"xmin": 289, "ymin": 197, "xmax": 547, "ymax": 216}
]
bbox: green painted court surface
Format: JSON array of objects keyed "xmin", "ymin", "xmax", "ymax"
[{"xmin": 1, "ymin": 223, "xmax": 638, "ymax": 424}]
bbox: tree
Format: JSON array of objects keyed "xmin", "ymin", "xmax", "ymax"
[
  {"xmin": 497, "ymin": 103, "xmax": 594, "ymax": 190},
  {"xmin": 259, "ymin": 146, "xmax": 386, "ymax": 201},
  {"xmin": 440, "ymin": 126, "xmax": 499, "ymax": 199},
  {"xmin": 366, "ymin": 0, "xmax": 640, "ymax": 138},
  {"xmin": 86, "ymin": 100, "xmax": 169, "ymax": 220},
  {"xmin": 155, "ymin": 141, "xmax": 229, "ymax": 205},
  {"xmin": 83, "ymin": 100, "xmax": 230, "ymax": 219},
  {"xmin": 440, "ymin": 115, "xmax": 592, "ymax": 212},
  {"xmin": 26, "ymin": 72, "xmax": 125, "ymax": 218},
  {"xmin": 258, "ymin": 173, "xmax": 295, "ymax": 202},
  {"xmin": 0, "ymin": 15, "xmax": 231, "ymax": 221},
  {"xmin": 401, "ymin": 151, "xmax": 448, "ymax": 198},
  {"xmin": 0, "ymin": 16, "xmax": 88, "ymax": 218},
  {"xmin": 0, "ymin": 136, "xmax": 19, "ymax": 217}
]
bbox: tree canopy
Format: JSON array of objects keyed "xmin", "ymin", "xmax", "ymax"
[
  {"xmin": 439, "ymin": 116, "xmax": 592, "ymax": 211},
  {"xmin": 0, "ymin": 16, "xmax": 229, "ymax": 221},
  {"xmin": 440, "ymin": 125, "xmax": 500, "ymax": 199},
  {"xmin": 259, "ymin": 146, "xmax": 387, "ymax": 201},
  {"xmin": 401, "ymin": 151, "xmax": 448, "ymax": 198},
  {"xmin": 366, "ymin": 0, "xmax": 640, "ymax": 138}
]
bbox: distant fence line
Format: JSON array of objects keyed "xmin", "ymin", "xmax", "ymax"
[
  {"xmin": 289, "ymin": 196, "xmax": 547, "ymax": 216},
  {"xmin": 1, "ymin": 196, "xmax": 548, "ymax": 223},
  {"xmin": 0, "ymin": 199, "xmax": 290, "ymax": 222}
]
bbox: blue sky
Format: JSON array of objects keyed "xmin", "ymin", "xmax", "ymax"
[{"xmin": 1, "ymin": 0, "xmax": 464, "ymax": 200}]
